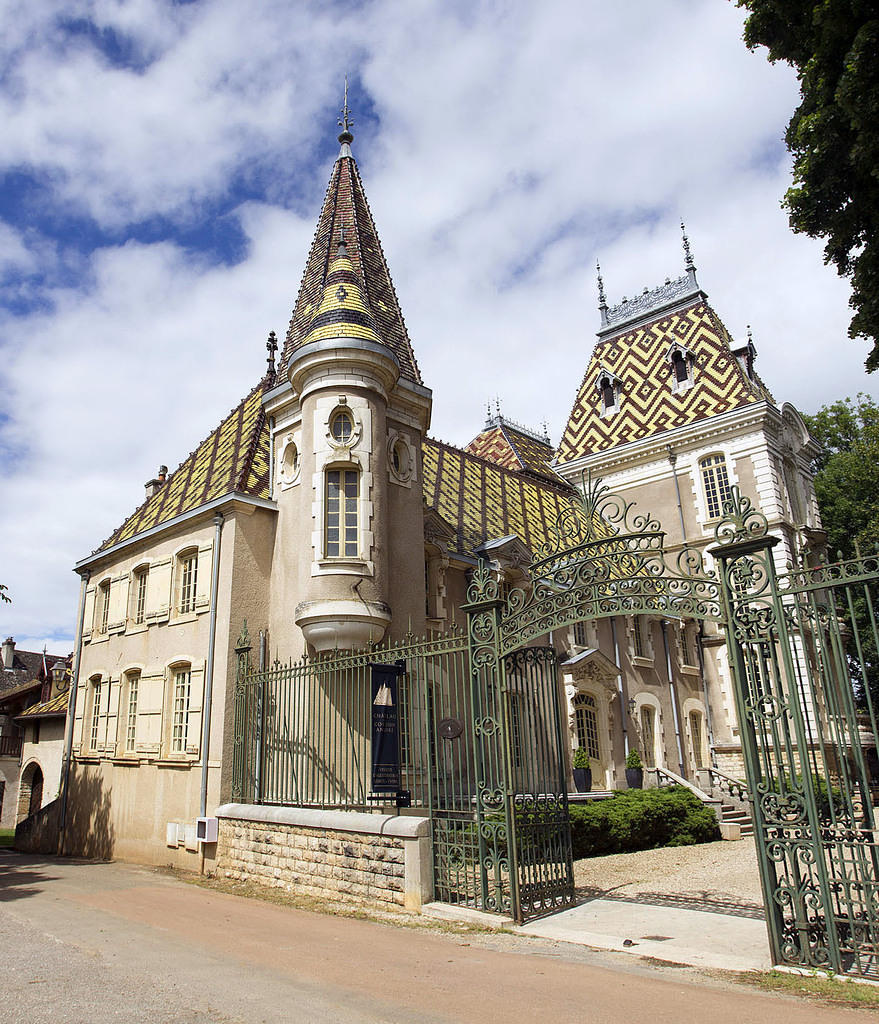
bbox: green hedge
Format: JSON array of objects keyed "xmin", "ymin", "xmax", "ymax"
[{"xmin": 569, "ymin": 786, "xmax": 720, "ymax": 859}]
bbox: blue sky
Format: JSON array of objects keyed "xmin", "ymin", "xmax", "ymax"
[{"xmin": 0, "ymin": 0, "xmax": 875, "ymax": 653}]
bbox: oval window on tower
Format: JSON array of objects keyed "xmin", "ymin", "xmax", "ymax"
[
  {"xmin": 390, "ymin": 437, "xmax": 411, "ymax": 480},
  {"xmin": 280, "ymin": 438, "xmax": 299, "ymax": 483},
  {"xmin": 330, "ymin": 409, "xmax": 354, "ymax": 445}
]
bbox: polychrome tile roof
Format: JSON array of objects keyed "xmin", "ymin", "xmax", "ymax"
[
  {"xmin": 281, "ymin": 153, "xmax": 421, "ymax": 384},
  {"xmin": 556, "ymin": 301, "xmax": 774, "ymax": 465},
  {"xmin": 17, "ymin": 690, "xmax": 68, "ymax": 718},
  {"xmin": 95, "ymin": 377, "xmax": 272, "ymax": 553},
  {"xmin": 303, "ymin": 246, "xmax": 382, "ymax": 347},
  {"xmin": 423, "ymin": 438, "xmax": 578, "ymax": 557},
  {"xmin": 465, "ymin": 420, "xmax": 563, "ymax": 484}
]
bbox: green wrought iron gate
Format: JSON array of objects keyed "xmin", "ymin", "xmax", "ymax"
[{"xmin": 712, "ymin": 493, "xmax": 879, "ymax": 979}]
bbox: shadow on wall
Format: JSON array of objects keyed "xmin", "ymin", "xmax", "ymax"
[
  {"xmin": 15, "ymin": 797, "xmax": 61, "ymax": 855},
  {"xmin": 61, "ymin": 767, "xmax": 116, "ymax": 860}
]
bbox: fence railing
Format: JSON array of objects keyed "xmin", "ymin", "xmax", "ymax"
[
  {"xmin": 0, "ymin": 733, "xmax": 22, "ymax": 759},
  {"xmin": 231, "ymin": 629, "xmax": 469, "ymax": 810}
]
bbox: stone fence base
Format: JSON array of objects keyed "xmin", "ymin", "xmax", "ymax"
[
  {"xmin": 15, "ymin": 797, "xmax": 61, "ymax": 854},
  {"xmin": 214, "ymin": 804, "xmax": 433, "ymax": 910}
]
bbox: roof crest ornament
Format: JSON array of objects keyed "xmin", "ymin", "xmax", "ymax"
[
  {"xmin": 681, "ymin": 220, "xmax": 698, "ymax": 290},
  {"xmin": 266, "ymin": 330, "xmax": 278, "ymax": 376},
  {"xmin": 597, "ymin": 261, "xmax": 608, "ymax": 328},
  {"xmin": 337, "ymin": 75, "xmax": 354, "ymax": 154}
]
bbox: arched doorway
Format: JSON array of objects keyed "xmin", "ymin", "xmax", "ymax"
[{"xmin": 18, "ymin": 762, "xmax": 44, "ymax": 822}]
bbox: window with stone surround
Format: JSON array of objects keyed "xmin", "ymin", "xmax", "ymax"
[
  {"xmin": 170, "ymin": 665, "xmax": 191, "ymax": 754},
  {"xmin": 123, "ymin": 671, "xmax": 139, "ymax": 752},
  {"xmin": 132, "ymin": 567, "xmax": 148, "ymax": 625},
  {"xmin": 700, "ymin": 453, "xmax": 732, "ymax": 520},
  {"xmin": 574, "ymin": 692, "xmax": 600, "ymax": 760},
  {"xmin": 96, "ymin": 579, "xmax": 110, "ymax": 635},
  {"xmin": 177, "ymin": 549, "xmax": 198, "ymax": 615},
  {"xmin": 325, "ymin": 469, "xmax": 359, "ymax": 557}
]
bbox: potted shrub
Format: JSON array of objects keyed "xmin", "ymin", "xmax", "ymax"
[
  {"xmin": 625, "ymin": 748, "xmax": 643, "ymax": 789},
  {"xmin": 572, "ymin": 747, "xmax": 592, "ymax": 793}
]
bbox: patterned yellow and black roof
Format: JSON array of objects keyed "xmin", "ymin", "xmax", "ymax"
[
  {"xmin": 17, "ymin": 691, "xmax": 68, "ymax": 718},
  {"xmin": 556, "ymin": 302, "xmax": 774, "ymax": 464},
  {"xmin": 303, "ymin": 247, "xmax": 383, "ymax": 347},
  {"xmin": 423, "ymin": 438, "xmax": 578, "ymax": 557},
  {"xmin": 465, "ymin": 422, "xmax": 564, "ymax": 485},
  {"xmin": 281, "ymin": 154, "xmax": 421, "ymax": 384},
  {"xmin": 96, "ymin": 377, "xmax": 272, "ymax": 552}
]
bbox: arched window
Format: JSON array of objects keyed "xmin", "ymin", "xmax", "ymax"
[
  {"xmin": 131, "ymin": 566, "xmax": 149, "ymax": 625},
  {"xmin": 672, "ymin": 348, "xmax": 689, "ymax": 384},
  {"xmin": 689, "ymin": 709, "xmax": 706, "ymax": 769},
  {"xmin": 170, "ymin": 664, "xmax": 191, "ymax": 754},
  {"xmin": 700, "ymin": 454, "xmax": 732, "ymax": 520},
  {"xmin": 97, "ymin": 580, "xmax": 110, "ymax": 635},
  {"xmin": 325, "ymin": 469, "xmax": 359, "ymax": 557},
  {"xmin": 639, "ymin": 705, "xmax": 657, "ymax": 766},
  {"xmin": 177, "ymin": 548, "xmax": 198, "ymax": 614},
  {"xmin": 574, "ymin": 693, "xmax": 600, "ymax": 760},
  {"xmin": 123, "ymin": 670, "xmax": 140, "ymax": 752}
]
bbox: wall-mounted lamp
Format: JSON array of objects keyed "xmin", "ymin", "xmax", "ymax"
[{"xmin": 627, "ymin": 697, "xmax": 636, "ymax": 715}]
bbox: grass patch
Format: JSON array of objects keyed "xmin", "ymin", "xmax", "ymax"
[
  {"xmin": 743, "ymin": 969, "xmax": 879, "ymax": 1008},
  {"xmin": 0, "ymin": 828, "xmax": 15, "ymax": 848}
]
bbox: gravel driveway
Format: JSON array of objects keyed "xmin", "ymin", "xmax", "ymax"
[{"xmin": 573, "ymin": 839, "xmax": 765, "ymax": 917}]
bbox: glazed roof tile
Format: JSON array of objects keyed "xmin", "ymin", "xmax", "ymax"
[
  {"xmin": 17, "ymin": 690, "xmax": 68, "ymax": 718},
  {"xmin": 302, "ymin": 247, "xmax": 383, "ymax": 347},
  {"xmin": 423, "ymin": 438, "xmax": 578, "ymax": 557},
  {"xmin": 281, "ymin": 154, "xmax": 421, "ymax": 384},
  {"xmin": 95, "ymin": 377, "xmax": 272, "ymax": 553},
  {"xmin": 556, "ymin": 301, "xmax": 774, "ymax": 464},
  {"xmin": 465, "ymin": 419, "xmax": 563, "ymax": 484}
]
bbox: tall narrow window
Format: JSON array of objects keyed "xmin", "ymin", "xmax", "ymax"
[
  {"xmin": 98, "ymin": 580, "xmax": 110, "ymax": 634},
  {"xmin": 573, "ymin": 620, "xmax": 588, "ymax": 647},
  {"xmin": 325, "ymin": 469, "xmax": 359, "ymax": 557},
  {"xmin": 632, "ymin": 617, "xmax": 645, "ymax": 659},
  {"xmin": 171, "ymin": 667, "xmax": 191, "ymax": 753},
  {"xmin": 574, "ymin": 693, "xmax": 600, "ymax": 760},
  {"xmin": 700, "ymin": 454, "xmax": 732, "ymax": 520},
  {"xmin": 125, "ymin": 672, "xmax": 139, "ymax": 752},
  {"xmin": 640, "ymin": 705, "xmax": 656, "ymax": 766},
  {"xmin": 600, "ymin": 375, "xmax": 616, "ymax": 413},
  {"xmin": 689, "ymin": 710, "xmax": 706, "ymax": 769},
  {"xmin": 133, "ymin": 568, "xmax": 148, "ymax": 625},
  {"xmin": 90, "ymin": 678, "xmax": 102, "ymax": 750},
  {"xmin": 672, "ymin": 349, "xmax": 689, "ymax": 384},
  {"xmin": 178, "ymin": 551, "xmax": 198, "ymax": 614}
]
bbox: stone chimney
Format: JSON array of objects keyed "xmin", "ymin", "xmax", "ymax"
[
  {"xmin": 2, "ymin": 637, "xmax": 14, "ymax": 670},
  {"xmin": 144, "ymin": 464, "xmax": 169, "ymax": 500}
]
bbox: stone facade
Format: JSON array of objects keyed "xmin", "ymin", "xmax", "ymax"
[{"xmin": 215, "ymin": 805, "xmax": 432, "ymax": 909}]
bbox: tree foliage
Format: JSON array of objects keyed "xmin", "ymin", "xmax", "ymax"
[
  {"xmin": 804, "ymin": 394, "xmax": 879, "ymax": 707},
  {"xmin": 803, "ymin": 394, "xmax": 879, "ymax": 559},
  {"xmin": 738, "ymin": 2, "xmax": 879, "ymax": 369}
]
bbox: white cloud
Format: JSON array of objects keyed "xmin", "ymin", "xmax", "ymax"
[{"xmin": 0, "ymin": 0, "xmax": 876, "ymax": 650}]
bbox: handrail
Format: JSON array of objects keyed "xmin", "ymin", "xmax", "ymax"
[
  {"xmin": 0, "ymin": 733, "xmax": 23, "ymax": 758},
  {"xmin": 649, "ymin": 765, "xmax": 716, "ymax": 805},
  {"xmin": 699, "ymin": 766, "xmax": 750, "ymax": 803}
]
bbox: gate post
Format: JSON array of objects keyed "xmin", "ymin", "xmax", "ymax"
[
  {"xmin": 710, "ymin": 490, "xmax": 844, "ymax": 973},
  {"xmin": 231, "ymin": 621, "xmax": 253, "ymax": 804},
  {"xmin": 463, "ymin": 560, "xmax": 519, "ymax": 920}
]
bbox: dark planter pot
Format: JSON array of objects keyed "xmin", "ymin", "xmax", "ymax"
[
  {"xmin": 572, "ymin": 767, "xmax": 592, "ymax": 793},
  {"xmin": 625, "ymin": 767, "xmax": 644, "ymax": 789}
]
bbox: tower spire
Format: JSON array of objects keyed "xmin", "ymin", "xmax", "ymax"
[{"xmin": 338, "ymin": 75, "xmax": 354, "ymax": 156}]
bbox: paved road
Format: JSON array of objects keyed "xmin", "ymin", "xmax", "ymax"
[{"xmin": 0, "ymin": 850, "xmax": 871, "ymax": 1024}]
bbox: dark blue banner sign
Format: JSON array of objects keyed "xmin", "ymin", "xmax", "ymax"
[{"xmin": 370, "ymin": 661, "xmax": 405, "ymax": 793}]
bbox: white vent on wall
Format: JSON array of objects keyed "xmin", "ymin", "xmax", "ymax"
[
  {"xmin": 165, "ymin": 822, "xmax": 183, "ymax": 848},
  {"xmin": 196, "ymin": 816, "xmax": 218, "ymax": 844}
]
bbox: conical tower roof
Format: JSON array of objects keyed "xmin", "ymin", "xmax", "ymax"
[
  {"xmin": 281, "ymin": 135, "xmax": 422, "ymax": 384},
  {"xmin": 302, "ymin": 240, "xmax": 383, "ymax": 347}
]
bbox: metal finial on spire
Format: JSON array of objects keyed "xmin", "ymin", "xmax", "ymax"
[
  {"xmin": 681, "ymin": 220, "xmax": 694, "ymax": 270},
  {"xmin": 495, "ymin": 396, "xmax": 501, "ymax": 419},
  {"xmin": 596, "ymin": 261, "xmax": 607, "ymax": 307},
  {"xmin": 337, "ymin": 75, "xmax": 354, "ymax": 146},
  {"xmin": 746, "ymin": 324, "xmax": 753, "ymax": 344},
  {"xmin": 266, "ymin": 330, "xmax": 278, "ymax": 375}
]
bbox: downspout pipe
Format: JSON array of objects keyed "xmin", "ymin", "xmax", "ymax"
[
  {"xmin": 58, "ymin": 568, "xmax": 90, "ymax": 854},
  {"xmin": 199, "ymin": 511, "xmax": 225, "ymax": 820},
  {"xmin": 610, "ymin": 617, "xmax": 629, "ymax": 755},
  {"xmin": 661, "ymin": 619, "xmax": 686, "ymax": 776}
]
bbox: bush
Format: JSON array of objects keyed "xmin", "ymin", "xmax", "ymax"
[
  {"xmin": 625, "ymin": 748, "xmax": 642, "ymax": 770},
  {"xmin": 572, "ymin": 747, "xmax": 591, "ymax": 770},
  {"xmin": 568, "ymin": 786, "xmax": 720, "ymax": 859}
]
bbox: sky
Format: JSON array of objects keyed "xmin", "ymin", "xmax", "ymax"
[{"xmin": 1, "ymin": 0, "xmax": 876, "ymax": 654}]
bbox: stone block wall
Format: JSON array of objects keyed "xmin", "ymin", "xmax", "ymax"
[{"xmin": 214, "ymin": 804, "xmax": 432, "ymax": 910}]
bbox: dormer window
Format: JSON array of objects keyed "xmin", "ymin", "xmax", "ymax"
[
  {"xmin": 595, "ymin": 366, "xmax": 622, "ymax": 417},
  {"xmin": 666, "ymin": 342, "xmax": 694, "ymax": 393}
]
